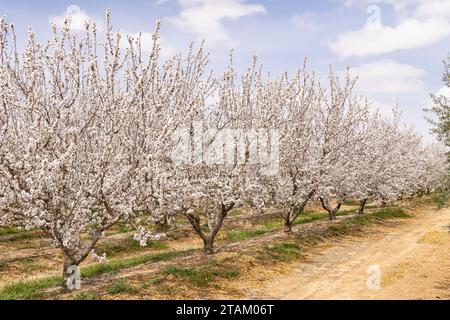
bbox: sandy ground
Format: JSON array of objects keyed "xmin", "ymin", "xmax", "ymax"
[{"xmin": 248, "ymin": 207, "xmax": 450, "ymax": 300}]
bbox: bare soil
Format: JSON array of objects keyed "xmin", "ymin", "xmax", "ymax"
[{"xmin": 247, "ymin": 207, "xmax": 450, "ymax": 300}]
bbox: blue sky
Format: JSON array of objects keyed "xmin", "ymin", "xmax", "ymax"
[{"xmin": 1, "ymin": 0, "xmax": 449, "ymax": 141}]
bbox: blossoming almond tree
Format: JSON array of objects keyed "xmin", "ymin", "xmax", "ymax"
[
  {"xmin": 247, "ymin": 63, "xmax": 320, "ymax": 234},
  {"xmin": 122, "ymin": 35, "xmax": 216, "ymax": 246},
  {"xmin": 163, "ymin": 56, "xmax": 266, "ymax": 253},
  {"xmin": 0, "ymin": 11, "xmax": 214, "ymax": 288},
  {"xmin": 0, "ymin": 8, "xmax": 447, "ymax": 292},
  {"xmin": 349, "ymin": 111, "xmax": 392, "ymax": 214},
  {"xmin": 313, "ymin": 70, "xmax": 370, "ymax": 220},
  {"xmin": 417, "ymin": 143, "xmax": 449, "ymax": 195},
  {"xmin": 425, "ymin": 55, "xmax": 450, "ymax": 206},
  {"xmin": 0, "ymin": 13, "xmax": 148, "ymax": 289}
]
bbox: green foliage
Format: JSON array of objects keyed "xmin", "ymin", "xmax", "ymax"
[
  {"xmin": 425, "ymin": 56, "xmax": 450, "ymax": 147},
  {"xmin": 432, "ymin": 189, "xmax": 450, "ymax": 209}
]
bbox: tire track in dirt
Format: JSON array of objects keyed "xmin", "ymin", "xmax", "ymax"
[{"xmin": 247, "ymin": 207, "xmax": 450, "ymax": 300}]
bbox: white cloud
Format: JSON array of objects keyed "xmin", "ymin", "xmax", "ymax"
[
  {"xmin": 291, "ymin": 13, "xmax": 321, "ymax": 32},
  {"xmin": 167, "ymin": 0, "xmax": 266, "ymax": 46},
  {"xmin": 332, "ymin": 0, "xmax": 450, "ymax": 57},
  {"xmin": 366, "ymin": 98, "xmax": 398, "ymax": 117},
  {"xmin": 349, "ymin": 59, "xmax": 426, "ymax": 93},
  {"xmin": 329, "ymin": 18, "xmax": 450, "ymax": 58},
  {"xmin": 343, "ymin": 0, "xmax": 421, "ymax": 11},
  {"xmin": 50, "ymin": 5, "xmax": 102, "ymax": 31},
  {"xmin": 414, "ymin": 0, "xmax": 450, "ymax": 18},
  {"xmin": 344, "ymin": 0, "xmax": 450, "ymax": 17},
  {"xmin": 154, "ymin": 0, "xmax": 172, "ymax": 5}
]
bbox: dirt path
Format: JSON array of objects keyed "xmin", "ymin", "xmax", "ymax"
[{"xmin": 248, "ymin": 207, "xmax": 450, "ymax": 300}]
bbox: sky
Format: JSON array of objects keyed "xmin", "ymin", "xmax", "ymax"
[{"xmin": 1, "ymin": 0, "xmax": 449, "ymax": 141}]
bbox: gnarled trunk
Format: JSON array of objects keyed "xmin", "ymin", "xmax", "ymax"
[
  {"xmin": 283, "ymin": 216, "xmax": 293, "ymax": 234},
  {"xmin": 185, "ymin": 202, "xmax": 235, "ymax": 255},
  {"xmin": 282, "ymin": 189, "xmax": 316, "ymax": 234},
  {"xmin": 52, "ymin": 228, "xmax": 105, "ymax": 291},
  {"xmin": 358, "ymin": 198, "xmax": 368, "ymax": 215},
  {"xmin": 62, "ymin": 256, "xmax": 80, "ymax": 291},
  {"xmin": 320, "ymin": 197, "xmax": 342, "ymax": 220},
  {"xmin": 203, "ymin": 238, "xmax": 215, "ymax": 255}
]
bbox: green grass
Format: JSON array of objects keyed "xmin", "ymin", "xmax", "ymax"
[
  {"xmin": 226, "ymin": 229, "xmax": 267, "ymax": 242},
  {"xmin": 0, "ymin": 227, "xmax": 23, "ymax": 236},
  {"xmin": 343, "ymin": 199, "xmax": 375, "ymax": 206},
  {"xmin": 257, "ymin": 207, "xmax": 409, "ymax": 263},
  {"xmin": 0, "ymin": 227, "xmax": 48, "ymax": 242},
  {"xmin": 0, "ymin": 227, "xmax": 44, "ymax": 242},
  {"xmin": 354, "ymin": 207, "xmax": 409, "ymax": 223},
  {"xmin": 0, "ymin": 276, "xmax": 61, "ymax": 300},
  {"xmin": 227, "ymin": 210, "xmax": 350, "ymax": 243},
  {"xmin": 73, "ymin": 291, "xmax": 100, "ymax": 300},
  {"xmin": 22, "ymin": 258, "xmax": 47, "ymax": 272},
  {"xmin": 105, "ymin": 223, "xmax": 135, "ymax": 236},
  {"xmin": 162, "ymin": 262, "xmax": 240, "ymax": 287},
  {"xmin": 315, "ymin": 207, "xmax": 409, "ymax": 238},
  {"xmin": 432, "ymin": 190, "xmax": 450, "ymax": 209},
  {"xmin": 106, "ymin": 280, "xmax": 136, "ymax": 294},
  {"xmin": 0, "ymin": 249, "xmax": 194, "ymax": 300},
  {"xmin": 97, "ymin": 237, "xmax": 168, "ymax": 258},
  {"xmin": 0, "ymin": 206, "xmax": 408, "ymax": 300},
  {"xmin": 141, "ymin": 277, "xmax": 164, "ymax": 289},
  {"xmin": 260, "ymin": 209, "xmax": 356, "ymax": 232},
  {"xmin": 257, "ymin": 242, "xmax": 302, "ymax": 263},
  {"xmin": 80, "ymin": 250, "xmax": 193, "ymax": 279},
  {"xmin": 293, "ymin": 211, "xmax": 326, "ymax": 225},
  {"xmin": 343, "ymin": 199, "xmax": 358, "ymax": 206}
]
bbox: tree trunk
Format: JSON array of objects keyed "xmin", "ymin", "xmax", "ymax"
[
  {"xmin": 203, "ymin": 238, "xmax": 215, "ymax": 255},
  {"xmin": 284, "ymin": 218, "xmax": 293, "ymax": 234},
  {"xmin": 320, "ymin": 197, "xmax": 341, "ymax": 220},
  {"xmin": 155, "ymin": 215, "xmax": 168, "ymax": 232},
  {"xmin": 62, "ymin": 256, "xmax": 80, "ymax": 291},
  {"xmin": 358, "ymin": 198, "xmax": 368, "ymax": 215},
  {"xmin": 283, "ymin": 189, "xmax": 316, "ymax": 234},
  {"xmin": 330, "ymin": 204, "xmax": 341, "ymax": 220},
  {"xmin": 185, "ymin": 202, "xmax": 234, "ymax": 255},
  {"xmin": 325, "ymin": 210, "xmax": 332, "ymax": 220}
]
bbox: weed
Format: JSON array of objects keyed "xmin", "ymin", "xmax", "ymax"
[
  {"xmin": 162, "ymin": 262, "xmax": 239, "ymax": 287},
  {"xmin": 106, "ymin": 280, "xmax": 136, "ymax": 294},
  {"xmin": 74, "ymin": 291, "xmax": 100, "ymax": 300}
]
